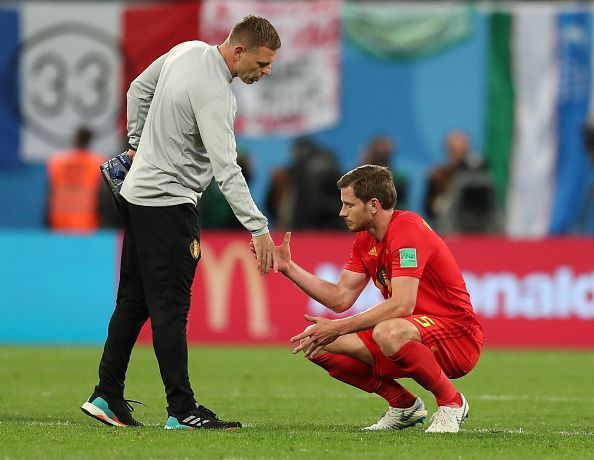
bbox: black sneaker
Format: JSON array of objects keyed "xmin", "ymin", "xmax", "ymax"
[
  {"xmin": 81, "ymin": 395, "xmax": 144, "ymax": 427},
  {"xmin": 164, "ymin": 404, "xmax": 241, "ymax": 430}
]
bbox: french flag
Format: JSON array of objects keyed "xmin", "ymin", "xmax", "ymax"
[{"xmin": 0, "ymin": 1, "xmax": 202, "ymax": 168}]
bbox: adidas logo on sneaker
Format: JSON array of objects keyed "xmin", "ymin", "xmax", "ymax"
[
  {"xmin": 165, "ymin": 404, "xmax": 241, "ymax": 430},
  {"xmin": 181, "ymin": 414, "xmax": 211, "ymax": 427}
]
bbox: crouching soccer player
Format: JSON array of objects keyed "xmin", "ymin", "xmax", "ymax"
[{"xmin": 266, "ymin": 165, "xmax": 483, "ymax": 433}]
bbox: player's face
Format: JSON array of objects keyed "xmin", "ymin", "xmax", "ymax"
[
  {"xmin": 339, "ymin": 186, "xmax": 373, "ymax": 232},
  {"xmin": 235, "ymin": 46, "xmax": 276, "ymax": 84}
]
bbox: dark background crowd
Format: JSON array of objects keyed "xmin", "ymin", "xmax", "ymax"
[{"xmin": 42, "ymin": 121, "xmax": 594, "ymax": 235}]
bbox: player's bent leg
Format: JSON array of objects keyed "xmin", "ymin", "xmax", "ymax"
[
  {"xmin": 378, "ymin": 321, "xmax": 462, "ymax": 409},
  {"xmin": 372, "ymin": 318, "xmax": 422, "ymax": 356},
  {"xmin": 307, "ymin": 331, "xmax": 426, "ymax": 431},
  {"xmin": 307, "ymin": 351, "xmax": 378, "ymax": 394},
  {"xmin": 309, "ymin": 351, "xmax": 424, "ymax": 430},
  {"xmin": 321, "ymin": 333, "xmax": 373, "ymax": 365},
  {"xmin": 396, "ymin": 316, "xmax": 479, "ymax": 432}
]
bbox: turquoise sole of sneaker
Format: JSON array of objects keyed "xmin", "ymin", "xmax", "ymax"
[{"xmin": 164, "ymin": 416, "xmax": 194, "ymax": 430}]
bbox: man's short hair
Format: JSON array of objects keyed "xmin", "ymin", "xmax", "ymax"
[
  {"xmin": 337, "ymin": 164, "xmax": 397, "ymax": 210},
  {"xmin": 229, "ymin": 15, "xmax": 281, "ymax": 51}
]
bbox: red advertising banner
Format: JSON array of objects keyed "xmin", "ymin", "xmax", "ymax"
[
  {"xmin": 138, "ymin": 233, "xmax": 594, "ymax": 348},
  {"xmin": 447, "ymin": 237, "xmax": 594, "ymax": 348}
]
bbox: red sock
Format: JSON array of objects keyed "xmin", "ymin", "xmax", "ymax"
[
  {"xmin": 389, "ymin": 341, "xmax": 461, "ymax": 407},
  {"xmin": 310, "ymin": 353, "xmax": 416, "ymax": 408}
]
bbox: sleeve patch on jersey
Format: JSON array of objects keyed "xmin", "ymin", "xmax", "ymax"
[{"xmin": 399, "ymin": 248, "xmax": 417, "ymax": 268}]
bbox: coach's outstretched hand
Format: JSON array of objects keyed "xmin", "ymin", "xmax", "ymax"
[{"xmin": 252, "ymin": 232, "xmax": 277, "ymax": 275}]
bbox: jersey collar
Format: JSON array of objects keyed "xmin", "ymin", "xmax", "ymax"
[{"xmin": 211, "ymin": 45, "xmax": 233, "ymax": 84}]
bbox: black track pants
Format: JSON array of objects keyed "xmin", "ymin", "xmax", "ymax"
[{"xmin": 95, "ymin": 199, "xmax": 200, "ymax": 416}]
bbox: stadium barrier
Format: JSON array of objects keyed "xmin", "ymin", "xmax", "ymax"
[
  {"xmin": 140, "ymin": 232, "xmax": 594, "ymax": 348},
  {"xmin": 0, "ymin": 231, "xmax": 592, "ymax": 347}
]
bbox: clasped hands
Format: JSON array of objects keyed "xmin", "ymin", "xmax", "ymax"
[{"xmin": 290, "ymin": 314, "xmax": 341, "ymax": 359}]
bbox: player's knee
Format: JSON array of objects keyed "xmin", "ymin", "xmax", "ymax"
[
  {"xmin": 307, "ymin": 350, "xmax": 332, "ymax": 364},
  {"xmin": 372, "ymin": 321, "xmax": 413, "ymax": 356}
]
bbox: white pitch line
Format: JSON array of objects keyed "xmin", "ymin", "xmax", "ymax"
[
  {"xmin": 472, "ymin": 428, "xmax": 594, "ymax": 437},
  {"xmin": 476, "ymin": 394, "xmax": 594, "ymax": 403},
  {"xmin": 5, "ymin": 421, "xmax": 73, "ymax": 426},
  {"xmin": 474, "ymin": 428, "xmax": 526, "ymax": 434}
]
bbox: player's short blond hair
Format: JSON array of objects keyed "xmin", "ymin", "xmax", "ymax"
[
  {"xmin": 337, "ymin": 165, "xmax": 397, "ymax": 210},
  {"xmin": 229, "ymin": 15, "xmax": 281, "ymax": 51}
]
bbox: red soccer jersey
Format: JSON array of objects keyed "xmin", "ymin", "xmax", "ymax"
[{"xmin": 345, "ymin": 210, "xmax": 480, "ymax": 326}]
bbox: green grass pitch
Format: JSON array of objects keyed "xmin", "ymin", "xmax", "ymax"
[{"xmin": 0, "ymin": 346, "xmax": 592, "ymax": 459}]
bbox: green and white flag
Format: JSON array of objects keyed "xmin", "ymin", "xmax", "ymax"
[{"xmin": 485, "ymin": 4, "xmax": 591, "ymax": 237}]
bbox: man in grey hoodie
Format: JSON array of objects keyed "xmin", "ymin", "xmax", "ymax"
[{"xmin": 82, "ymin": 15, "xmax": 281, "ymax": 430}]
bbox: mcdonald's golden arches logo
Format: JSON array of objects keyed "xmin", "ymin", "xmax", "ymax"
[{"xmin": 200, "ymin": 241, "xmax": 270, "ymax": 337}]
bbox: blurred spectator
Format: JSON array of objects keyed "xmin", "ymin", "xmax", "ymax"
[
  {"xmin": 578, "ymin": 116, "xmax": 594, "ymax": 234},
  {"xmin": 358, "ymin": 135, "xmax": 409, "ymax": 209},
  {"xmin": 266, "ymin": 168, "xmax": 292, "ymax": 231},
  {"xmin": 266, "ymin": 137, "xmax": 343, "ymax": 231},
  {"xmin": 46, "ymin": 127, "xmax": 120, "ymax": 232},
  {"xmin": 424, "ymin": 130, "xmax": 498, "ymax": 233},
  {"xmin": 199, "ymin": 151, "xmax": 252, "ymax": 229},
  {"xmin": 582, "ymin": 115, "xmax": 594, "ymax": 161}
]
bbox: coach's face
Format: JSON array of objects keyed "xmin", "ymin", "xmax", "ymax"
[
  {"xmin": 235, "ymin": 46, "xmax": 276, "ymax": 84},
  {"xmin": 339, "ymin": 186, "xmax": 373, "ymax": 232}
]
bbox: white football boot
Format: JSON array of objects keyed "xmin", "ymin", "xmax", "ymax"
[
  {"xmin": 362, "ymin": 397, "xmax": 427, "ymax": 430},
  {"xmin": 425, "ymin": 393, "xmax": 469, "ymax": 433}
]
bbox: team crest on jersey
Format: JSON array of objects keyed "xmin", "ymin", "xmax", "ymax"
[
  {"xmin": 376, "ymin": 267, "xmax": 389, "ymax": 288},
  {"xmin": 375, "ymin": 266, "xmax": 392, "ymax": 295},
  {"xmin": 189, "ymin": 239, "xmax": 201, "ymax": 260}
]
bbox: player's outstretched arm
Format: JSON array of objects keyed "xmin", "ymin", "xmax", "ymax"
[
  {"xmin": 285, "ymin": 267, "xmax": 368, "ymax": 314},
  {"xmin": 251, "ymin": 232, "xmax": 368, "ymax": 312},
  {"xmin": 280, "ymin": 233, "xmax": 368, "ymax": 313}
]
